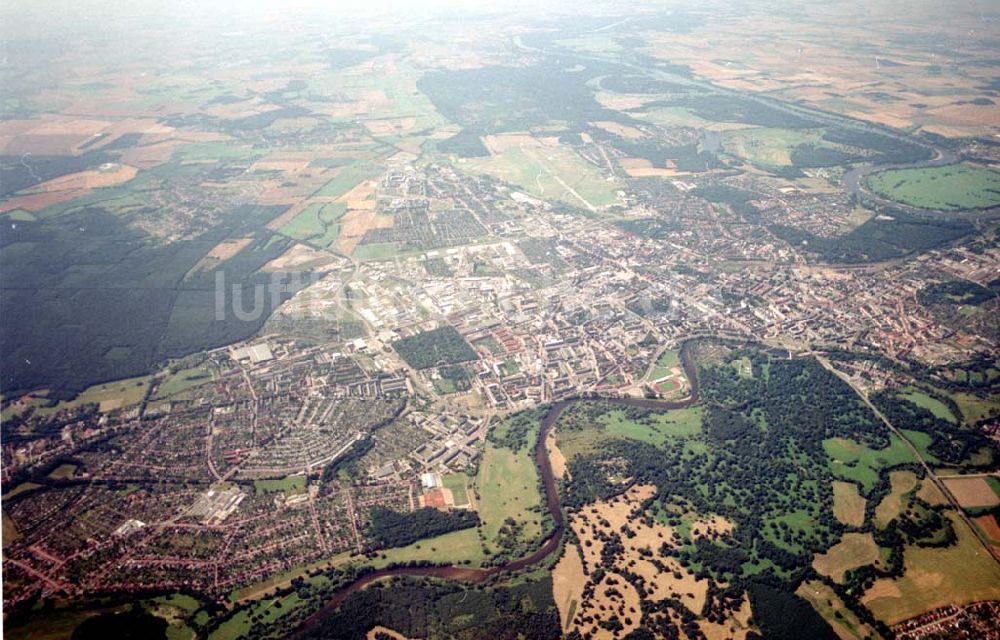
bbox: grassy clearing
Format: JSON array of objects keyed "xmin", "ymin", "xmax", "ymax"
[
  {"xmin": 351, "ymin": 241, "xmax": 402, "ymax": 261},
  {"xmin": 631, "ymin": 106, "xmax": 714, "ymax": 128},
  {"xmin": 253, "ymin": 476, "xmax": 306, "ymax": 495},
  {"xmin": 722, "ymin": 127, "xmax": 823, "ymax": 168},
  {"xmin": 898, "ymin": 388, "xmax": 957, "ymax": 423},
  {"xmin": 207, "ymin": 610, "xmax": 252, "ymax": 640},
  {"xmin": 556, "ymin": 423, "xmax": 619, "ymax": 461},
  {"xmin": 476, "ymin": 434, "xmax": 543, "ymax": 554},
  {"xmin": 464, "ymin": 139, "xmax": 618, "ymax": 209},
  {"xmin": 5, "ymin": 608, "xmax": 115, "ymax": 640},
  {"xmin": 3, "ymin": 209, "xmax": 36, "ymax": 221},
  {"xmin": 35, "ymin": 375, "xmax": 151, "ymax": 415},
  {"xmin": 647, "ymin": 349, "xmax": 680, "ymax": 380},
  {"xmin": 601, "ymin": 406, "xmax": 702, "ymax": 446},
  {"xmin": 314, "ymin": 162, "xmax": 382, "ymax": 199},
  {"xmin": 813, "ymin": 532, "xmax": 880, "ymax": 583},
  {"xmin": 899, "ymin": 429, "xmax": 941, "ymax": 465},
  {"xmin": 874, "ymin": 471, "xmax": 918, "ymax": 528},
  {"xmin": 797, "ymin": 580, "xmax": 879, "ymax": 640},
  {"xmin": 277, "ymin": 202, "xmax": 346, "ymax": 250},
  {"xmin": 3, "ymin": 482, "xmax": 43, "ymax": 499},
  {"xmin": 947, "ymin": 391, "xmax": 1000, "ymax": 424},
  {"xmin": 441, "ymin": 473, "xmax": 471, "ymax": 507},
  {"xmin": 154, "ymin": 366, "xmax": 215, "ymax": 399},
  {"xmin": 832, "ymin": 481, "xmax": 866, "ymax": 528},
  {"xmin": 824, "ymin": 435, "xmax": 918, "ymax": 493},
  {"xmin": 863, "ymin": 511, "xmax": 1000, "ymax": 624},
  {"xmin": 370, "ymin": 527, "xmax": 485, "ymax": 568},
  {"xmin": 3, "ymin": 510, "xmax": 21, "ymax": 543},
  {"xmin": 47, "ymin": 463, "xmax": 78, "ymax": 480},
  {"xmin": 231, "ymin": 551, "xmax": 354, "ymax": 603},
  {"xmin": 867, "ymin": 163, "xmax": 1000, "ymax": 211}
]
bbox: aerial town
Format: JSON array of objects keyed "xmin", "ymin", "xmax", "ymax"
[{"xmin": 2, "ymin": 1, "xmax": 1000, "ymax": 639}]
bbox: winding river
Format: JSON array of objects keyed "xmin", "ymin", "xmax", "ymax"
[{"xmin": 291, "ymin": 348, "xmax": 700, "ymax": 636}]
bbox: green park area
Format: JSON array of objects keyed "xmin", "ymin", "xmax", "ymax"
[{"xmin": 867, "ymin": 163, "xmax": 1000, "ymax": 211}]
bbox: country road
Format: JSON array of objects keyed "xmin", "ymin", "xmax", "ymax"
[{"xmin": 818, "ymin": 357, "xmax": 1000, "ymax": 568}]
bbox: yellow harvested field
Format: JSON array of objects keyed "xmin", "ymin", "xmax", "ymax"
[
  {"xmin": 942, "ymin": 476, "xmax": 1000, "ymax": 508},
  {"xmin": 262, "ymin": 243, "xmax": 342, "ymax": 272},
  {"xmin": 0, "ymin": 188, "xmax": 89, "ymax": 213},
  {"xmin": 338, "ymin": 208, "xmax": 393, "ymax": 254},
  {"xmin": 552, "ymin": 544, "xmax": 586, "ymax": 631},
  {"xmin": 251, "ymin": 155, "xmax": 312, "ymax": 172},
  {"xmin": 832, "ymin": 481, "xmax": 866, "ymax": 528},
  {"xmin": 0, "ymin": 116, "xmax": 110, "ymax": 154},
  {"xmin": 863, "ymin": 512, "xmax": 1000, "ymax": 624},
  {"xmin": 2, "ymin": 511, "xmax": 22, "ymax": 545},
  {"xmin": 813, "ymin": 532, "xmax": 880, "ymax": 583},
  {"xmin": 916, "ymin": 479, "xmax": 949, "ymax": 506},
  {"xmin": 335, "ymin": 178, "xmax": 378, "ymax": 209},
  {"xmin": 207, "ymin": 237, "xmax": 253, "ymax": 261},
  {"xmin": 618, "ymin": 157, "xmax": 690, "ymax": 177},
  {"xmin": 975, "ymin": 514, "xmax": 1000, "ymax": 544},
  {"xmin": 35, "ymin": 163, "xmax": 137, "ymax": 192},
  {"xmin": 0, "ymin": 164, "xmax": 138, "ymax": 213},
  {"xmin": 119, "ymin": 141, "xmax": 176, "ymax": 168},
  {"xmin": 875, "ymin": 471, "xmax": 918, "ymax": 528}
]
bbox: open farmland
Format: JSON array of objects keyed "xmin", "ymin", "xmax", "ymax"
[
  {"xmin": 812, "ymin": 532, "xmax": 880, "ymax": 583},
  {"xmin": 832, "ymin": 481, "xmax": 866, "ymax": 528},
  {"xmin": 862, "ymin": 512, "xmax": 1000, "ymax": 624},
  {"xmin": 942, "ymin": 476, "xmax": 1000, "ymax": 509}
]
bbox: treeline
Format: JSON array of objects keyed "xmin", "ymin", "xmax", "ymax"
[
  {"xmin": 789, "ymin": 144, "xmax": 862, "ymax": 168},
  {"xmin": 821, "ymin": 128, "xmax": 932, "ymax": 165},
  {"xmin": 487, "ymin": 407, "xmax": 547, "ymax": 452},
  {"xmin": 366, "ymin": 506, "xmax": 480, "ymax": 549},
  {"xmin": 918, "ymin": 280, "xmax": 998, "ymax": 306},
  {"xmin": 871, "ymin": 391, "xmax": 993, "ymax": 466},
  {"xmin": 770, "ymin": 210, "xmax": 973, "ymax": 263},
  {"xmin": 301, "ymin": 576, "xmax": 560, "ymax": 640},
  {"xmin": 745, "ymin": 583, "xmax": 837, "ymax": 640},
  {"xmin": 689, "ymin": 184, "xmax": 760, "ymax": 219},
  {"xmin": 561, "ymin": 352, "xmax": 888, "ymax": 586}
]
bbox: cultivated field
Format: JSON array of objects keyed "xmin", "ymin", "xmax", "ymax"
[
  {"xmin": 942, "ymin": 476, "xmax": 1000, "ymax": 508},
  {"xmin": 832, "ymin": 481, "xmax": 866, "ymax": 528},
  {"xmin": 862, "ymin": 512, "xmax": 1000, "ymax": 624},
  {"xmin": 812, "ymin": 532, "xmax": 880, "ymax": 583},
  {"xmin": 874, "ymin": 471, "xmax": 918, "ymax": 528}
]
